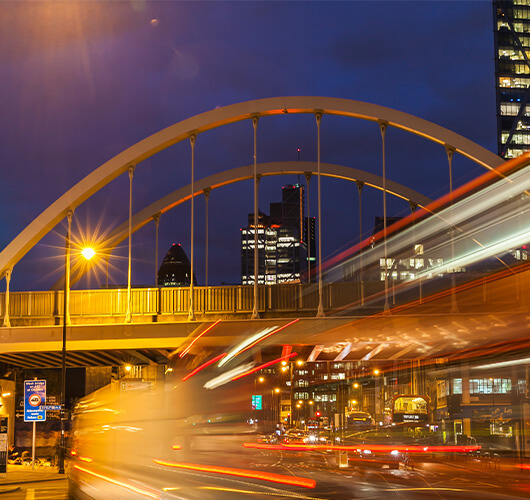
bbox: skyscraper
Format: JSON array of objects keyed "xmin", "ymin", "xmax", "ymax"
[
  {"xmin": 157, "ymin": 243, "xmax": 196, "ymax": 287},
  {"xmin": 493, "ymin": 0, "xmax": 530, "ymax": 158},
  {"xmin": 241, "ymin": 184, "xmax": 315, "ymax": 285}
]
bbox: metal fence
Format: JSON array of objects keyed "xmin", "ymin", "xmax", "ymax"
[
  {"xmin": 3, "ymin": 274, "xmax": 525, "ymax": 325},
  {"xmin": 0, "ymin": 282, "xmax": 384, "ymax": 324}
]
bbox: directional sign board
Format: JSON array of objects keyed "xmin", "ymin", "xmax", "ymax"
[
  {"xmin": 251, "ymin": 395, "xmax": 262, "ymax": 410},
  {"xmin": 24, "ymin": 380, "xmax": 46, "ymax": 422}
]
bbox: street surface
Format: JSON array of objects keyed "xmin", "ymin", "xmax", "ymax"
[{"xmin": 0, "ymin": 480, "xmax": 68, "ymax": 500}]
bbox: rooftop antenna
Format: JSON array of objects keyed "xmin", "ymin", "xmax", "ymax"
[{"xmin": 297, "ymin": 148, "xmax": 301, "ymax": 186}]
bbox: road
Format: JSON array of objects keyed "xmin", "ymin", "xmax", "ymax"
[{"xmin": 0, "ymin": 480, "xmax": 68, "ymax": 500}]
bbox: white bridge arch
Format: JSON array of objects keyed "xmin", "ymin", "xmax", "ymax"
[
  {"xmin": 106, "ymin": 161, "xmax": 433, "ymax": 249},
  {"xmin": 0, "ymin": 96, "xmax": 502, "ymax": 280}
]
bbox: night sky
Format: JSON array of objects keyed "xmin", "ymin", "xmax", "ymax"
[{"xmin": 1, "ymin": 1, "xmax": 497, "ymax": 291}]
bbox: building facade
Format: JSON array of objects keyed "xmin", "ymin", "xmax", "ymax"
[
  {"xmin": 494, "ymin": 0, "xmax": 530, "ymax": 158},
  {"xmin": 241, "ymin": 184, "xmax": 315, "ymax": 285}
]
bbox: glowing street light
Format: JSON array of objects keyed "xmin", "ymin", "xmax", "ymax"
[
  {"xmin": 258, "ymin": 376, "xmax": 265, "ymax": 383},
  {"xmin": 81, "ymin": 247, "xmax": 96, "ymax": 261},
  {"xmin": 374, "ymin": 369, "xmax": 380, "ymax": 376}
]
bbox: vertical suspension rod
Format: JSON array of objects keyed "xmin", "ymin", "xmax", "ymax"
[
  {"xmin": 252, "ymin": 115, "xmax": 260, "ymax": 319},
  {"xmin": 315, "ymin": 111, "xmax": 324, "ymax": 317}
]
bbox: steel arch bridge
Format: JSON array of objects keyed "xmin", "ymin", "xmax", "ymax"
[{"xmin": 0, "ymin": 96, "xmax": 502, "ymax": 282}]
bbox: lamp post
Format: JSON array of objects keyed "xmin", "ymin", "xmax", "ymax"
[{"xmin": 58, "ymin": 216, "xmax": 95, "ymax": 474}]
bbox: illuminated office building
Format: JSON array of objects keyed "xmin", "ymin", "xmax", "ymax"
[
  {"xmin": 241, "ymin": 184, "xmax": 315, "ymax": 285},
  {"xmin": 494, "ymin": 0, "xmax": 530, "ymax": 158}
]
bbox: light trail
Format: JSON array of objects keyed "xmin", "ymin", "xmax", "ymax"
[
  {"xmin": 181, "ymin": 352, "xmax": 227, "ymax": 382},
  {"xmin": 219, "ymin": 319, "xmax": 299, "ymax": 367},
  {"xmin": 153, "ymin": 459, "xmax": 316, "ymax": 489},
  {"xmin": 231, "ymin": 352, "xmax": 297, "ymax": 381},
  {"xmin": 242, "ymin": 442, "xmax": 481, "ymax": 453},
  {"xmin": 73, "ymin": 465, "xmax": 160, "ymax": 499},
  {"xmin": 179, "ymin": 319, "xmax": 222, "ymax": 358}
]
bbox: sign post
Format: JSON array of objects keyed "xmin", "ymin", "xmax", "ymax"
[
  {"xmin": 24, "ymin": 380, "xmax": 46, "ymax": 470},
  {"xmin": 0, "ymin": 417, "xmax": 7, "ymax": 478}
]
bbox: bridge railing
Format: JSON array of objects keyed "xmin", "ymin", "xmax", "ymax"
[
  {"xmin": 0, "ymin": 282, "xmax": 385, "ymax": 324},
  {"xmin": 5, "ymin": 274, "xmax": 524, "ymax": 325}
]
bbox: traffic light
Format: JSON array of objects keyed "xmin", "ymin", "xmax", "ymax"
[{"xmin": 315, "ymin": 411, "xmax": 321, "ymax": 418}]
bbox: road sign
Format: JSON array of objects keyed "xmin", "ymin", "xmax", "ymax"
[
  {"xmin": 24, "ymin": 380, "xmax": 46, "ymax": 422},
  {"xmin": 251, "ymin": 395, "xmax": 262, "ymax": 410},
  {"xmin": 39, "ymin": 405, "xmax": 61, "ymax": 411}
]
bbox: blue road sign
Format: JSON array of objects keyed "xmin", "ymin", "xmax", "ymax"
[{"xmin": 24, "ymin": 380, "xmax": 46, "ymax": 422}]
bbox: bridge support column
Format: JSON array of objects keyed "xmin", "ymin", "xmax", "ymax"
[
  {"xmin": 315, "ymin": 111, "xmax": 325, "ymax": 318},
  {"xmin": 204, "ymin": 188, "xmax": 211, "ymax": 288},
  {"xmin": 379, "ymin": 121, "xmax": 390, "ymax": 312},
  {"xmin": 2, "ymin": 268, "xmax": 11, "ymax": 328},
  {"xmin": 125, "ymin": 166, "xmax": 135, "ymax": 323},
  {"xmin": 445, "ymin": 145, "xmax": 459, "ymax": 314},
  {"xmin": 252, "ymin": 115, "xmax": 260, "ymax": 320},
  {"xmin": 188, "ymin": 134, "xmax": 197, "ymax": 322},
  {"xmin": 356, "ymin": 181, "xmax": 364, "ymax": 305}
]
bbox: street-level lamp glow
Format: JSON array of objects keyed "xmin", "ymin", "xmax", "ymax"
[
  {"xmin": 258, "ymin": 376, "xmax": 265, "ymax": 383},
  {"xmin": 296, "ymin": 404, "xmax": 301, "ymax": 408},
  {"xmin": 351, "ymin": 400, "xmax": 357, "ymax": 406},
  {"xmin": 298, "ymin": 400, "xmax": 303, "ymax": 405},
  {"xmin": 308, "ymin": 400, "xmax": 314, "ymax": 405},
  {"xmin": 274, "ymin": 388, "xmax": 280, "ymax": 393},
  {"xmin": 374, "ymin": 369, "xmax": 380, "ymax": 376},
  {"xmin": 125, "ymin": 364, "xmax": 132, "ymax": 372},
  {"xmin": 281, "ymin": 360, "xmax": 287, "ymax": 366},
  {"xmin": 353, "ymin": 382, "xmax": 359, "ymax": 389},
  {"xmin": 81, "ymin": 247, "xmax": 96, "ymax": 260},
  {"xmin": 1, "ymin": 392, "xmax": 11, "ymax": 397},
  {"xmin": 296, "ymin": 360, "xmax": 304, "ymax": 366},
  {"xmin": 281, "ymin": 366, "xmax": 288, "ymax": 372}
]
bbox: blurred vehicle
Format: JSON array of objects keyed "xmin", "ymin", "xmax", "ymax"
[
  {"xmin": 68, "ymin": 342, "xmax": 324, "ymax": 499},
  {"xmin": 257, "ymin": 433, "xmax": 278, "ymax": 444},
  {"xmin": 346, "ymin": 411, "xmax": 375, "ymax": 429},
  {"xmin": 282, "ymin": 429, "xmax": 309, "ymax": 444},
  {"xmin": 391, "ymin": 395, "xmax": 430, "ymax": 426},
  {"xmin": 342, "ymin": 429, "xmax": 405, "ymax": 469}
]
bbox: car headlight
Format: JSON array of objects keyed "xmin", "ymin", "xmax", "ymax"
[
  {"xmin": 391, "ymin": 450, "xmax": 399, "ymax": 456},
  {"xmin": 362, "ymin": 449, "xmax": 372, "ymax": 455}
]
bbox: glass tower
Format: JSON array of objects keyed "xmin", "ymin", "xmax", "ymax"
[
  {"xmin": 241, "ymin": 184, "xmax": 315, "ymax": 285},
  {"xmin": 494, "ymin": 0, "xmax": 530, "ymax": 158}
]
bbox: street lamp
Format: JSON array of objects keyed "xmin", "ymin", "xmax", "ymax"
[{"xmin": 58, "ymin": 222, "xmax": 95, "ymax": 475}]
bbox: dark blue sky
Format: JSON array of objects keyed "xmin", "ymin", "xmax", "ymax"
[{"xmin": 0, "ymin": 1, "xmax": 497, "ymax": 290}]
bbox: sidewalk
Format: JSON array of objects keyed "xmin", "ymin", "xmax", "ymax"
[{"xmin": 0, "ymin": 464, "xmax": 66, "ymax": 493}]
